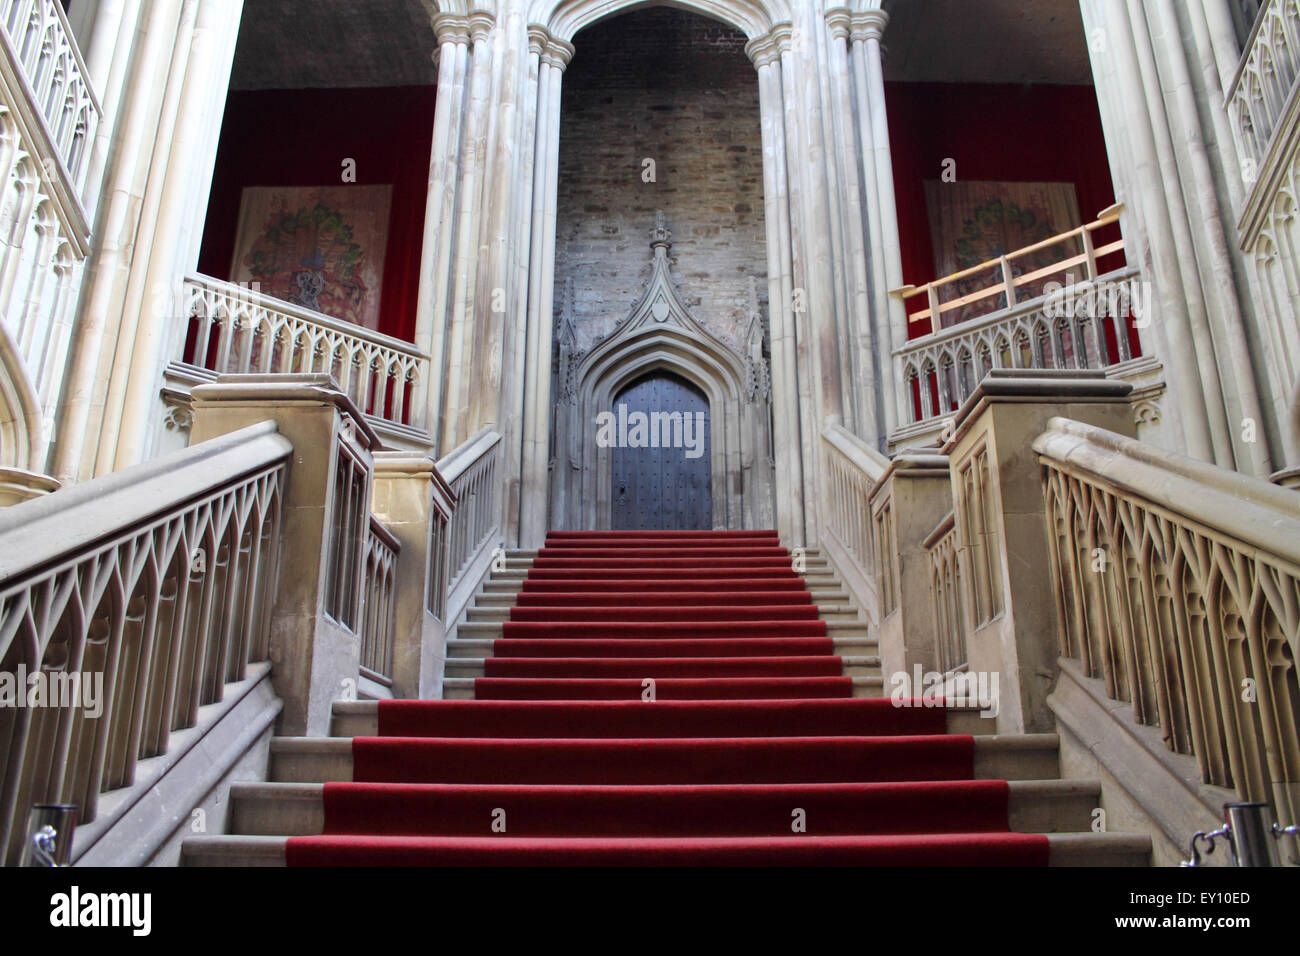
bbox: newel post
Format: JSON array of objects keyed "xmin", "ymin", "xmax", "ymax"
[
  {"xmin": 942, "ymin": 369, "xmax": 1136, "ymax": 734},
  {"xmin": 868, "ymin": 453, "xmax": 952, "ymax": 684},
  {"xmin": 370, "ymin": 452, "xmax": 455, "ymax": 699},
  {"xmin": 189, "ymin": 374, "xmax": 378, "ymax": 736}
]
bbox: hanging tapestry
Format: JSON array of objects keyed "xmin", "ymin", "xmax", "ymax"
[
  {"xmin": 229, "ymin": 184, "xmax": 393, "ymax": 330},
  {"xmin": 922, "ymin": 180, "xmax": 1080, "ymax": 328}
]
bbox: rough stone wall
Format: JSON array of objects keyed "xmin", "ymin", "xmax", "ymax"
[{"xmin": 555, "ymin": 8, "xmax": 766, "ymax": 356}]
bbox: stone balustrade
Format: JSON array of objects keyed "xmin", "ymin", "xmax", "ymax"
[
  {"xmin": 180, "ymin": 274, "xmax": 428, "ymax": 432},
  {"xmin": 1034, "ymin": 415, "xmax": 1300, "ymax": 864},
  {"xmin": 0, "ymin": 0, "xmax": 99, "ymax": 184},
  {"xmin": 0, "ymin": 419, "xmax": 291, "ymax": 865},
  {"xmin": 1227, "ymin": 0, "xmax": 1300, "ymax": 171}
]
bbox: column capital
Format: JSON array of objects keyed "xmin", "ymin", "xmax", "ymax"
[
  {"xmin": 528, "ymin": 25, "xmax": 550, "ymax": 57},
  {"xmin": 744, "ymin": 32, "xmax": 782, "ymax": 69},
  {"xmin": 432, "ymin": 13, "xmax": 472, "ymax": 44},
  {"xmin": 850, "ymin": 9, "xmax": 888, "ymax": 44},
  {"xmin": 825, "ymin": 8, "xmax": 852, "ymax": 41},
  {"xmin": 540, "ymin": 33, "xmax": 575, "ymax": 70},
  {"xmin": 468, "ymin": 10, "xmax": 495, "ymax": 43}
]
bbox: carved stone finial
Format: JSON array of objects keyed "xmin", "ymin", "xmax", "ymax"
[
  {"xmin": 747, "ymin": 275, "xmax": 760, "ymax": 320},
  {"xmin": 652, "ymin": 210, "xmax": 671, "ymax": 249}
]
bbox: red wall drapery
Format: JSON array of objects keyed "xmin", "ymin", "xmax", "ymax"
[{"xmin": 197, "ymin": 86, "xmax": 437, "ymax": 344}]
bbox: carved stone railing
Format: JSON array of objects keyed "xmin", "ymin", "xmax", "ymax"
[
  {"xmin": 0, "ymin": 0, "xmax": 99, "ymax": 185},
  {"xmin": 323, "ymin": 429, "xmax": 370, "ymax": 631},
  {"xmin": 821, "ymin": 422, "xmax": 889, "ymax": 624},
  {"xmin": 0, "ymin": 420, "xmax": 290, "ymax": 865},
  {"xmin": 894, "ymin": 208, "xmax": 1140, "ymax": 427},
  {"xmin": 436, "ymin": 427, "xmax": 501, "ymax": 598},
  {"xmin": 1034, "ymin": 416, "xmax": 1300, "ymax": 862},
  {"xmin": 924, "ymin": 509, "xmax": 967, "ymax": 675},
  {"xmin": 179, "ymin": 275, "xmax": 427, "ymax": 430},
  {"xmin": 359, "ymin": 515, "xmax": 399, "ymax": 686},
  {"xmin": 1227, "ymin": 0, "xmax": 1300, "ymax": 172},
  {"xmin": 0, "ymin": 0, "xmax": 98, "ymax": 460}
]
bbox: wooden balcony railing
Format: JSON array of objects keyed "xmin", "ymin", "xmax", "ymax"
[{"xmin": 895, "ymin": 208, "xmax": 1141, "ymax": 425}]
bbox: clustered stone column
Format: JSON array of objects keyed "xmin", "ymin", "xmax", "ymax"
[
  {"xmin": 411, "ymin": 2, "xmax": 913, "ymax": 549},
  {"xmin": 742, "ymin": 3, "xmax": 911, "ymax": 546},
  {"xmin": 54, "ymin": 0, "xmax": 247, "ymax": 484},
  {"xmin": 1078, "ymin": 0, "xmax": 1275, "ymax": 477},
  {"xmin": 412, "ymin": 9, "xmax": 572, "ymax": 549}
]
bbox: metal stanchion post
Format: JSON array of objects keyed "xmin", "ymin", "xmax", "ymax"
[{"xmin": 20, "ymin": 804, "xmax": 78, "ymax": 867}]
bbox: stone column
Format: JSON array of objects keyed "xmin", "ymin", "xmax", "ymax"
[
  {"xmin": 943, "ymin": 369, "xmax": 1136, "ymax": 734},
  {"xmin": 189, "ymin": 374, "xmax": 377, "ymax": 737},
  {"xmin": 370, "ymin": 451, "xmax": 454, "ymax": 699},
  {"xmin": 747, "ymin": 31, "xmax": 805, "ymax": 544},
  {"xmin": 106, "ymin": 0, "xmax": 246, "ymax": 473},
  {"xmin": 852, "ymin": 10, "xmax": 909, "ymax": 434},
  {"xmin": 52, "ymin": 0, "xmax": 185, "ymax": 484},
  {"xmin": 441, "ymin": 12, "xmax": 496, "ymax": 452},
  {"xmin": 826, "ymin": 8, "xmax": 879, "ymax": 441},
  {"xmin": 775, "ymin": 24, "xmax": 828, "ymax": 545},
  {"xmin": 415, "ymin": 14, "xmax": 472, "ymax": 444},
  {"xmin": 518, "ymin": 30, "xmax": 573, "ymax": 548}
]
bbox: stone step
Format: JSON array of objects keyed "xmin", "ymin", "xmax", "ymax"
[
  {"xmin": 443, "ymin": 636, "xmax": 879, "ymax": 659},
  {"xmin": 442, "ymin": 656, "xmax": 883, "ymax": 679},
  {"xmin": 472, "ymin": 590, "xmax": 855, "ymax": 607},
  {"xmin": 501, "ymin": 557, "xmax": 832, "ymax": 571},
  {"xmin": 481, "ymin": 573, "xmax": 843, "ymax": 591},
  {"xmin": 327, "ymin": 698, "xmax": 995, "ymax": 738},
  {"xmin": 441, "ymin": 675, "xmax": 887, "ymax": 700},
  {"xmin": 453, "ymin": 620, "xmax": 870, "ymax": 640},
  {"xmin": 463, "ymin": 604, "xmax": 861, "ymax": 623},
  {"xmin": 179, "ymin": 830, "xmax": 1149, "ymax": 867},
  {"xmin": 220, "ymin": 777, "xmax": 1104, "ymax": 839},
  {"xmin": 266, "ymin": 730, "xmax": 1053, "ymax": 785}
]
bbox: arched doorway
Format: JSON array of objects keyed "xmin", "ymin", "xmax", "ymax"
[
  {"xmin": 550, "ymin": 211, "xmax": 774, "ymax": 532},
  {"xmin": 610, "ymin": 371, "xmax": 712, "ymax": 530}
]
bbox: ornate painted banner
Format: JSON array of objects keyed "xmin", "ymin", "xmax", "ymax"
[{"xmin": 229, "ymin": 184, "xmax": 393, "ymax": 330}]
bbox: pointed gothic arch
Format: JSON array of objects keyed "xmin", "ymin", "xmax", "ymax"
[
  {"xmin": 535, "ymin": 0, "xmax": 785, "ymax": 42},
  {"xmin": 552, "ymin": 214, "xmax": 775, "ymax": 530},
  {"xmin": 0, "ymin": 321, "xmax": 42, "ymax": 470}
]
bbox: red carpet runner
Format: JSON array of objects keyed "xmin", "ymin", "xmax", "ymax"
[{"xmin": 286, "ymin": 530, "xmax": 1048, "ymax": 865}]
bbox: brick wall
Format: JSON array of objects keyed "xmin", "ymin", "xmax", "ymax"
[{"xmin": 555, "ymin": 8, "xmax": 766, "ymax": 356}]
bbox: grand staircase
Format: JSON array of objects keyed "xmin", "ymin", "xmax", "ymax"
[{"xmin": 182, "ymin": 530, "xmax": 1151, "ymax": 865}]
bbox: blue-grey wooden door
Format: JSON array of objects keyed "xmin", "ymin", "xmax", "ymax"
[{"xmin": 611, "ymin": 372, "xmax": 711, "ymax": 530}]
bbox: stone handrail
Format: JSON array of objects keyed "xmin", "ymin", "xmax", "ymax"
[
  {"xmin": 436, "ymin": 427, "xmax": 502, "ymax": 597},
  {"xmin": 359, "ymin": 515, "xmax": 399, "ymax": 686},
  {"xmin": 0, "ymin": 420, "xmax": 291, "ymax": 864},
  {"xmin": 896, "ymin": 263, "xmax": 1141, "ymax": 425},
  {"xmin": 1226, "ymin": 0, "xmax": 1299, "ymax": 170},
  {"xmin": 821, "ymin": 422, "xmax": 889, "ymax": 616},
  {"xmin": 1033, "ymin": 416, "xmax": 1300, "ymax": 859},
  {"xmin": 0, "ymin": 0, "xmax": 100, "ymax": 184},
  {"xmin": 922, "ymin": 509, "xmax": 966, "ymax": 675},
  {"xmin": 181, "ymin": 274, "xmax": 427, "ymax": 428}
]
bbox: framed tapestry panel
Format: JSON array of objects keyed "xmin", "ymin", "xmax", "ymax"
[
  {"xmin": 922, "ymin": 180, "xmax": 1081, "ymax": 328},
  {"xmin": 229, "ymin": 184, "xmax": 393, "ymax": 331}
]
